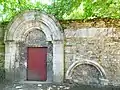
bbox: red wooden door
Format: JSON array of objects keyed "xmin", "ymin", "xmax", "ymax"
[{"xmin": 27, "ymin": 47, "xmax": 47, "ymax": 81}]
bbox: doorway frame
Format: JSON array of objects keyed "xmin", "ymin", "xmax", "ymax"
[{"xmin": 4, "ymin": 10, "xmax": 64, "ymax": 83}]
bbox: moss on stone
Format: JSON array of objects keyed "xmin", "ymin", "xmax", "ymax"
[{"xmin": 0, "ymin": 45, "xmax": 5, "ymax": 52}]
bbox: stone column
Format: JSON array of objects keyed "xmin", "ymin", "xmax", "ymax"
[
  {"xmin": 5, "ymin": 41, "xmax": 17, "ymax": 81},
  {"xmin": 53, "ymin": 40, "xmax": 64, "ymax": 83}
]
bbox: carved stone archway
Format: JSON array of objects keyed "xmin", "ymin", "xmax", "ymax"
[
  {"xmin": 4, "ymin": 10, "xmax": 64, "ymax": 83},
  {"xmin": 66, "ymin": 60, "xmax": 107, "ymax": 85}
]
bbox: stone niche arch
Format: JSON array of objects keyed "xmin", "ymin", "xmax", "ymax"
[
  {"xmin": 4, "ymin": 10, "xmax": 64, "ymax": 83},
  {"xmin": 66, "ymin": 60, "xmax": 107, "ymax": 85}
]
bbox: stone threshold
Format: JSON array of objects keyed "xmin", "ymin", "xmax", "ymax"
[{"xmin": 19, "ymin": 80, "xmax": 52, "ymax": 84}]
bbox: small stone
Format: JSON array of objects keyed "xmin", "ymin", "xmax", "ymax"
[
  {"xmin": 52, "ymin": 85, "xmax": 56, "ymax": 87},
  {"xmin": 59, "ymin": 86, "xmax": 64, "ymax": 88},
  {"xmin": 64, "ymin": 87, "xmax": 70, "ymax": 89},
  {"xmin": 57, "ymin": 87, "xmax": 60, "ymax": 90},
  {"xmin": 38, "ymin": 84, "xmax": 42, "ymax": 87},
  {"xmin": 47, "ymin": 87, "xmax": 53, "ymax": 90},
  {"xmin": 18, "ymin": 89, "xmax": 23, "ymax": 90},
  {"xmin": 73, "ymin": 79, "xmax": 79, "ymax": 83},
  {"xmin": 15, "ymin": 85, "xmax": 22, "ymax": 89}
]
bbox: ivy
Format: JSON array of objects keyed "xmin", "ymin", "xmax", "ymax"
[{"xmin": 0, "ymin": 0, "xmax": 120, "ymax": 22}]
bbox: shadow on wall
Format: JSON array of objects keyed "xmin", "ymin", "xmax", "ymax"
[{"xmin": 0, "ymin": 68, "xmax": 5, "ymax": 82}]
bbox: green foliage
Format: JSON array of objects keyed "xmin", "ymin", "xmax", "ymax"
[
  {"xmin": 0, "ymin": 0, "xmax": 120, "ymax": 21},
  {"xmin": 64, "ymin": 0, "xmax": 120, "ymax": 19}
]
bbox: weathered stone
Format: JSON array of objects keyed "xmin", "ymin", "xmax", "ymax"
[
  {"xmin": 2, "ymin": 12, "xmax": 120, "ymax": 86},
  {"xmin": 4, "ymin": 10, "xmax": 64, "ymax": 83}
]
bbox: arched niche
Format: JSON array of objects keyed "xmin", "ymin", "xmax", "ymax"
[
  {"xmin": 66, "ymin": 60, "xmax": 107, "ymax": 85},
  {"xmin": 4, "ymin": 10, "xmax": 64, "ymax": 83}
]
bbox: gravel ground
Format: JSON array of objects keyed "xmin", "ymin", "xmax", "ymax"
[
  {"xmin": 4, "ymin": 83, "xmax": 70, "ymax": 90},
  {"xmin": 1, "ymin": 80, "xmax": 120, "ymax": 90},
  {"xmin": 0, "ymin": 80, "xmax": 71, "ymax": 90}
]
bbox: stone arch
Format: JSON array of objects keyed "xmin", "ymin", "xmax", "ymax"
[
  {"xmin": 4, "ymin": 10, "xmax": 63, "ymax": 42},
  {"xmin": 66, "ymin": 60, "xmax": 107, "ymax": 84},
  {"xmin": 4, "ymin": 10, "xmax": 64, "ymax": 83}
]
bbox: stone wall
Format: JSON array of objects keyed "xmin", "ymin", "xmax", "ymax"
[
  {"xmin": 1, "ymin": 18, "xmax": 120, "ymax": 85},
  {"xmin": 60, "ymin": 19, "xmax": 120, "ymax": 85},
  {"xmin": 0, "ymin": 22, "xmax": 8, "ymax": 81}
]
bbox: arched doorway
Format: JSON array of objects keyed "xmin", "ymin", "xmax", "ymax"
[
  {"xmin": 18, "ymin": 29, "xmax": 53, "ymax": 82},
  {"xmin": 4, "ymin": 10, "xmax": 64, "ymax": 83}
]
